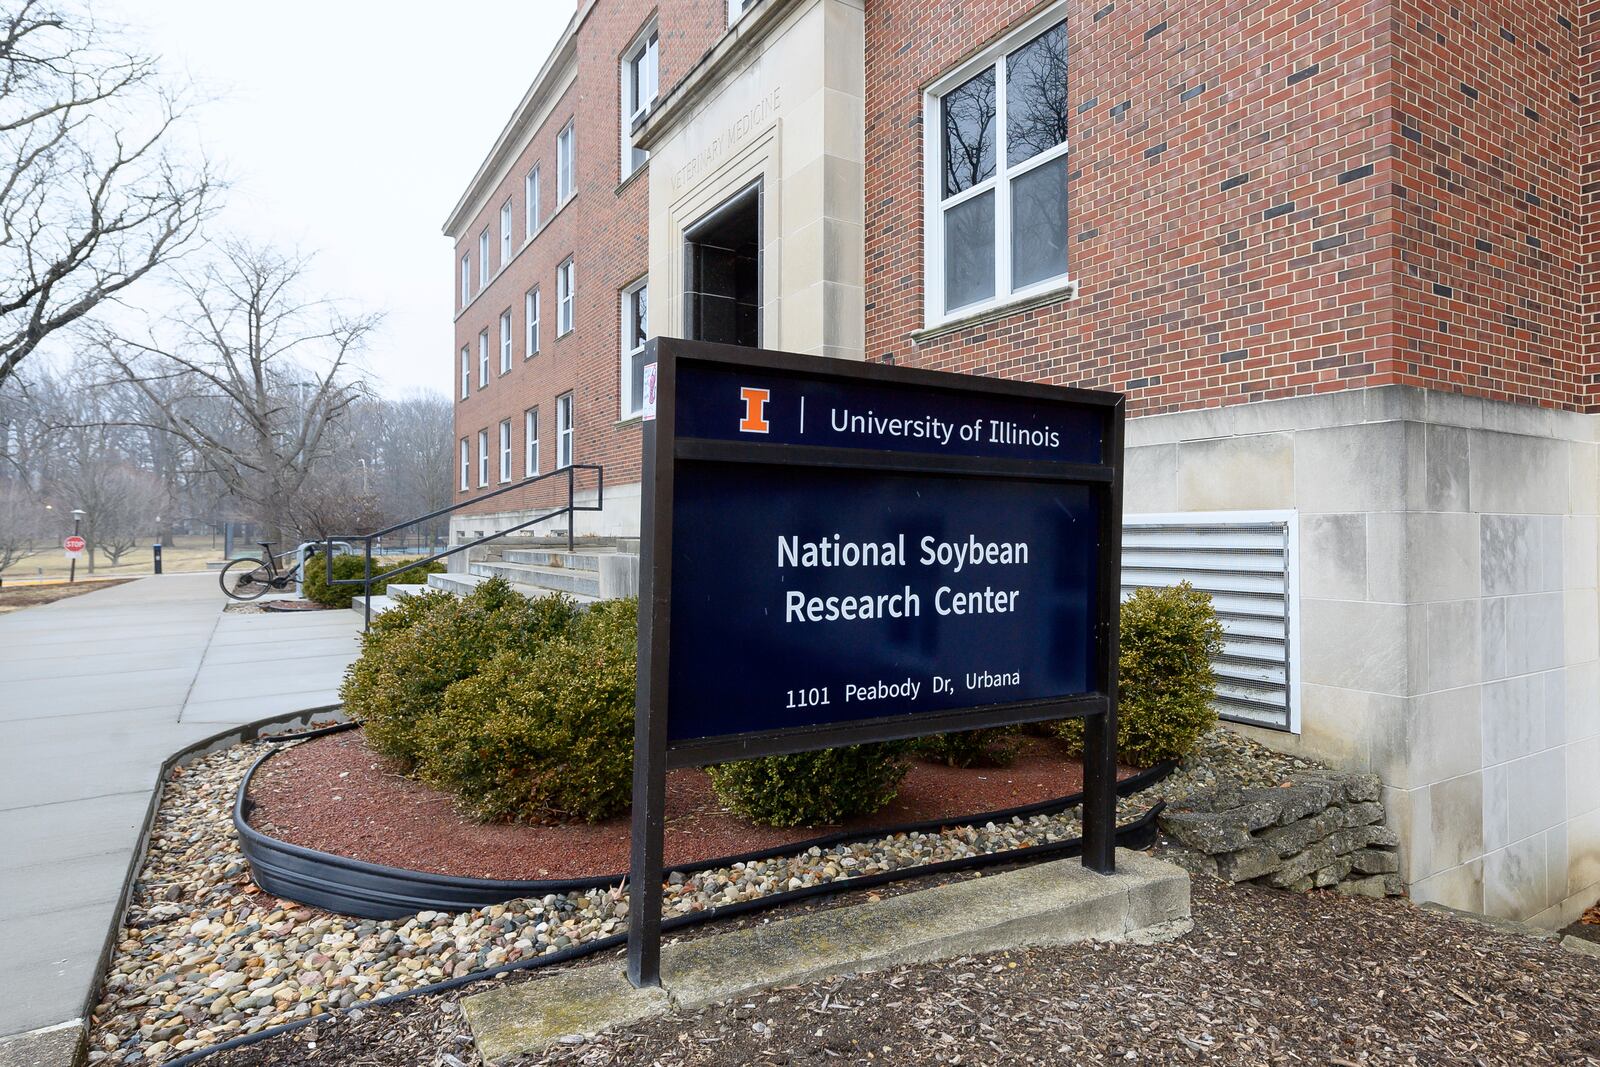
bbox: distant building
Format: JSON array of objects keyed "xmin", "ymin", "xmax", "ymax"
[{"xmin": 445, "ymin": 0, "xmax": 1600, "ymax": 927}]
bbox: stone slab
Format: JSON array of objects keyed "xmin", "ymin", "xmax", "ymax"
[
  {"xmin": 464, "ymin": 849, "xmax": 1190, "ymax": 1062},
  {"xmin": 0, "ymin": 1021, "xmax": 84, "ymax": 1067}
]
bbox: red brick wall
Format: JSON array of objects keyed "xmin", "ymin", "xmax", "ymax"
[
  {"xmin": 1391, "ymin": 0, "xmax": 1586, "ymax": 408},
  {"xmin": 449, "ymin": 0, "xmax": 726, "ymax": 520},
  {"xmin": 1578, "ymin": 1, "xmax": 1600, "ymax": 397},
  {"xmin": 864, "ymin": 0, "xmax": 1592, "ymax": 414}
]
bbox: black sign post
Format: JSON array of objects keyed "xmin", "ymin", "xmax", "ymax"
[{"xmin": 627, "ymin": 338, "xmax": 1124, "ymax": 988}]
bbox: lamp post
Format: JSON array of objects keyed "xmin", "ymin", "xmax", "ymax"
[{"xmin": 69, "ymin": 509, "xmax": 85, "ymax": 584}]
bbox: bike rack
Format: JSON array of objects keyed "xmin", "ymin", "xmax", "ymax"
[{"xmin": 317, "ymin": 463, "xmax": 604, "ymax": 630}]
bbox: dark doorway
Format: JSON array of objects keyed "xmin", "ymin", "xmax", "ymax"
[{"xmin": 684, "ymin": 182, "xmax": 760, "ymax": 347}]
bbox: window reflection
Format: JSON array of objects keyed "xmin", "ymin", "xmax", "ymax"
[{"xmin": 942, "ymin": 68, "xmax": 996, "ymax": 199}]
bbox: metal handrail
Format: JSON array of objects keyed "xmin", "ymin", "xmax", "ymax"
[{"xmin": 318, "ymin": 462, "xmax": 604, "ymax": 629}]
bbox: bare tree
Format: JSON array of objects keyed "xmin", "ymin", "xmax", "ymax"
[
  {"xmin": 0, "ymin": 482, "xmax": 45, "ymax": 574},
  {"xmin": 94, "ymin": 241, "xmax": 377, "ymax": 544},
  {"xmin": 373, "ymin": 392, "xmax": 452, "ymax": 546},
  {"xmin": 0, "ymin": 2, "xmax": 215, "ymax": 388}
]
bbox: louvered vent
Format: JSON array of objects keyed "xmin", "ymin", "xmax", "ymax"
[{"xmin": 1122, "ymin": 517, "xmax": 1294, "ymax": 730}]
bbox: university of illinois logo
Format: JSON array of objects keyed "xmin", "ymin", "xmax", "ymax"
[{"xmin": 739, "ymin": 386, "xmax": 770, "ymax": 433}]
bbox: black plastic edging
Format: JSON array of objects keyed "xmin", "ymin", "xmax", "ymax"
[
  {"xmin": 166, "ymin": 801, "xmax": 1164, "ymax": 1067},
  {"xmin": 235, "ymin": 733, "xmax": 1175, "ymax": 918}
]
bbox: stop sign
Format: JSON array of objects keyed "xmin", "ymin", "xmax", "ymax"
[{"xmin": 64, "ymin": 535, "xmax": 86, "ymax": 559}]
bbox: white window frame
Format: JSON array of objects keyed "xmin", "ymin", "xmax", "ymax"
[
  {"xmin": 728, "ymin": 0, "xmax": 760, "ymax": 25},
  {"xmin": 556, "ymin": 392, "xmax": 574, "ymax": 469},
  {"xmin": 525, "ymin": 287, "xmax": 541, "ymax": 357},
  {"xmin": 476, "ymin": 429, "xmax": 489, "ymax": 487},
  {"xmin": 478, "ymin": 329, "xmax": 490, "ymax": 387},
  {"xmin": 478, "ymin": 228, "xmax": 491, "ymax": 289},
  {"xmin": 621, "ymin": 25, "xmax": 659, "ymax": 179},
  {"xmin": 524, "ymin": 406, "xmax": 540, "ymax": 477},
  {"xmin": 498, "ymin": 419, "xmax": 513, "ymax": 483},
  {"xmin": 525, "ymin": 165, "xmax": 541, "ymax": 237},
  {"xmin": 922, "ymin": 3, "xmax": 1072, "ymax": 330},
  {"xmin": 459, "ymin": 253, "xmax": 471, "ymax": 307},
  {"xmin": 500, "ymin": 200, "xmax": 513, "ymax": 263},
  {"xmin": 556, "ymin": 120, "xmax": 576, "ymax": 203},
  {"xmin": 459, "ymin": 437, "xmax": 470, "ymax": 490},
  {"xmin": 556, "ymin": 258, "xmax": 575, "ymax": 336},
  {"xmin": 620, "ymin": 278, "xmax": 648, "ymax": 417},
  {"xmin": 499, "ymin": 309, "xmax": 513, "ymax": 373},
  {"xmin": 459, "ymin": 346, "xmax": 470, "ymax": 399}
]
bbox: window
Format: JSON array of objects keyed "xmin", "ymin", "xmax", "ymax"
[
  {"xmin": 476, "ymin": 429, "xmax": 489, "ymax": 487},
  {"xmin": 478, "ymin": 329, "xmax": 490, "ymax": 387},
  {"xmin": 556, "ymin": 392, "xmax": 574, "ymax": 468},
  {"xmin": 622, "ymin": 26, "xmax": 659, "ymax": 177},
  {"xmin": 478, "ymin": 229, "xmax": 490, "ymax": 288},
  {"xmin": 557, "ymin": 120, "xmax": 575, "ymax": 202},
  {"xmin": 620, "ymin": 280, "xmax": 648, "ymax": 416},
  {"xmin": 499, "ymin": 309, "xmax": 513, "ymax": 373},
  {"xmin": 524, "ymin": 407, "xmax": 540, "ymax": 476},
  {"xmin": 525, "ymin": 166, "xmax": 541, "ymax": 237},
  {"xmin": 924, "ymin": 14, "xmax": 1069, "ymax": 325},
  {"xmin": 556, "ymin": 258, "xmax": 575, "ymax": 335},
  {"xmin": 459, "ymin": 253, "xmax": 471, "ymax": 307},
  {"xmin": 459, "ymin": 346, "xmax": 470, "ymax": 399},
  {"xmin": 500, "ymin": 200, "xmax": 513, "ymax": 262},
  {"xmin": 498, "ymin": 419, "xmax": 513, "ymax": 483},
  {"xmin": 459, "ymin": 437, "xmax": 470, "ymax": 490},
  {"xmin": 525, "ymin": 287, "xmax": 540, "ymax": 356},
  {"xmin": 729, "ymin": 0, "xmax": 760, "ymax": 24}
]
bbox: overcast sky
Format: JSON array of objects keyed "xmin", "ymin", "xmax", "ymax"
[{"xmin": 100, "ymin": 1, "xmax": 567, "ymax": 398}]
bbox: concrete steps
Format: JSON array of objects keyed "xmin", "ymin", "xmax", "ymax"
[
  {"xmin": 349, "ymin": 583, "xmax": 431, "ymax": 618},
  {"xmin": 398, "ymin": 541, "xmax": 640, "ymax": 612},
  {"xmin": 470, "ymin": 560, "xmax": 601, "ymax": 598}
]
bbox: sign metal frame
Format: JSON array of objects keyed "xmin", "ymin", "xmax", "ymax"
[{"xmin": 627, "ymin": 337, "xmax": 1125, "ymax": 988}]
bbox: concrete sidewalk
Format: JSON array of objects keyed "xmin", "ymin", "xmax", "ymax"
[{"xmin": 0, "ymin": 574, "xmax": 362, "ymax": 1064}]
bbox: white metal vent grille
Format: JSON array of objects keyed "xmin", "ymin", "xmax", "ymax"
[{"xmin": 1122, "ymin": 515, "xmax": 1296, "ymax": 731}]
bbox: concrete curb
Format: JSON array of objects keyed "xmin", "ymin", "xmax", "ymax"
[
  {"xmin": 463, "ymin": 848, "xmax": 1192, "ymax": 1063},
  {"xmin": 0, "ymin": 704, "xmax": 346, "ymax": 1067}
]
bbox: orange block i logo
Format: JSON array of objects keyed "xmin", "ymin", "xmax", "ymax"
[{"xmin": 739, "ymin": 387, "xmax": 770, "ymax": 433}]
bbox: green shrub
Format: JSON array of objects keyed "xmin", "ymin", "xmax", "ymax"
[
  {"xmin": 301, "ymin": 553, "xmax": 447, "ymax": 608},
  {"xmin": 416, "ymin": 598, "xmax": 638, "ymax": 822},
  {"xmin": 912, "ymin": 726, "xmax": 1022, "ymax": 768},
  {"xmin": 1057, "ymin": 581, "xmax": 1224, "ymax": 767},
  {"xmin": 707, "ymin": 743, "xmax": 910, "ymax": 827},
  {"xmin": 340, "ymin": 578, "xmax": 579, "ymax": 771}
]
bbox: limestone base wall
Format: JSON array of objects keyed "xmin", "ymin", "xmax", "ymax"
[{"xmin": 1128, "ymin": 385, "xmax": 1600, "ymax": 927}]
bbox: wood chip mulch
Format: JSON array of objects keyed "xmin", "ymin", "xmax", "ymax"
[
  {"xmin": 246, "ymin": 731, "xmax": 1122, "ymax": 880},
  {"xmin": 201, "ymin": 871, "xmax": 1600, "ymax": 1067}
]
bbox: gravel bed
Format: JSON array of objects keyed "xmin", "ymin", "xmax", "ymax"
[
  {"xmin": 89, "ymin": 737, "xmax": 1170, "ymax": 1064},
  {"xmin": 196, "ymin": 877, "xmax": 1600, "ymax": 1066}
]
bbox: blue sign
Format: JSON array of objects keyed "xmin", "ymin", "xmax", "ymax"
[
  {"xmin": 658, "ymin": 349, "xmax": 1118, "ymax": 745},
  {"xmin": 627, "ymin": 339, "xmax": 1126, "ymax": 989},
  {"xmin": 674, "ymin": 359, "xmax": 1104, "ymax": 465}
]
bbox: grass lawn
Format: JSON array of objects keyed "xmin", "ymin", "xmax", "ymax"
[
  {"xmin": 1, "ymin": 533, "xmax": 228, "ymax": 584},
  {"xmin": 0, "ymin": 577, "xmax": 136, "ymax": 615}
]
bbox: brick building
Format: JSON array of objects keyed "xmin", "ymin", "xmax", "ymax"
[{"xmin": 445, "ymin": 0, "xmax": 1600, "ymax": 926}]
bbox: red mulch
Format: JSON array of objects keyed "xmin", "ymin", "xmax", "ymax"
[{"xmin": 246, "ymin": 730, "xmax": 1130, "ymax": 881}]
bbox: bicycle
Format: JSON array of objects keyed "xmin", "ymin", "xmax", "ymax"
[{"xmin": 218, "ymin": 542, "xmax": 305, "ymax": 601}]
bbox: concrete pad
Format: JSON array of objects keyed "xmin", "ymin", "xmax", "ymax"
[
  {"xmin": 464, "ymin": 849, "xmax": 1190, "ymax": 1062},
  {"xmin": 0, "ymin": 791, "xmax": 149, "ymax": 872},
  {"xmin": 178, "ymin": 689, "xmax": 344, "ymax": 725},
  {"xmin": 1, "ymin": 648, "xmax": 204, "ymax": 681},
  {"xmin": 0, "ymin": 1021, "xmax": 85, "ymax": 1067},
  {"xmin": 0, "ymin": 909, "xmax": 113, "ymax": 1035}
]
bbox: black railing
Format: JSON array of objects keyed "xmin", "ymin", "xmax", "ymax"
[{"xmin": 320, "ymin": 463, "xmax": 603, "ymax": 630}]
